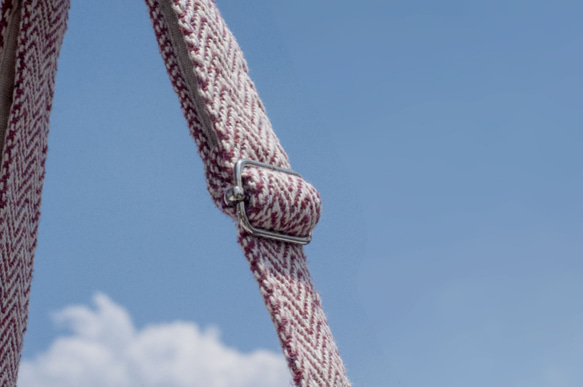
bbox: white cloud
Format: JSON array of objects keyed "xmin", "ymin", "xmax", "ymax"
[{"xmin": 18, "ymin": 293, "xmax": 291, "ymax": 387}]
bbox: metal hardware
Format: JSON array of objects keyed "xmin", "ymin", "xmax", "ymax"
[{"xmin": 224, "ymin": 159, "xmax": 312, "ymax": 245}]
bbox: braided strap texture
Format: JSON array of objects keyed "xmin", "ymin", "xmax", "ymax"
[
  {"xmin": 243, "ymin": 167, "xmax": 322, "ymax": 239},
  {"xmin": 145, "ymin": 1, "xmax": 350, "ymax": 385},
  {"xmin": 0, "ymin": 0, "xmax": 69, "ymax": 384}
]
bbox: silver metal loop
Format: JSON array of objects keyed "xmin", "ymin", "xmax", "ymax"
[{"xmin": 225, "ymin": 159, "xmax": 312, "ymax": 245}]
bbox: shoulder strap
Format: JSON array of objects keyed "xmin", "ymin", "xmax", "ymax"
[
  {"xmin": 0, "ymin": 0, "xmax": 70, "ymax": 385},
  {"xmin": 0, "ymin": 0, "xmax": 350, "ymax": 385},
  {"xmin": 145, "ymin": 2, "xmax": 350, "ymax": 385}
]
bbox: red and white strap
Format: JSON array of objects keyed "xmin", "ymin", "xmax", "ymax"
[
  {"xmin": 0, "ymin": 0, "xmax": 70, "ymax": 384},
  {"xmin": 145, "ymin": 1, "xmax": 350, "ymax": 385},
  {"xmin": 0, "ymin": 0, "xmax": 350, "ymax": 385}
]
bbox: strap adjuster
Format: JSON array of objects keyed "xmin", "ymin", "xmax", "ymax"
[{"xmin": 224, "ymin": 159, "xmax": 312, "ymax": 245}]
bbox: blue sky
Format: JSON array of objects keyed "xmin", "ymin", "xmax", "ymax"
[{"xmin": 19, "ymin": 1, "xmax": 583, "ymax": 386}]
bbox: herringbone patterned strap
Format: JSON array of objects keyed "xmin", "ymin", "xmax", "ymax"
[
  {"xmin": 0, "ymin": 0, "xmax": 69, "ymax": 385},
  {"xmin": 145, "ymin": 1, "xmax": 350, "ymax": 385}
]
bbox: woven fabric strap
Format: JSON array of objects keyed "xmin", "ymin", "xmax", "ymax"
[
  {"xmin": 0, "ymin": 0, "xmax": 70, "ymax": 384},
  {"xmin": 145, "ymin": 1, "xmax": 350, "ymax": 385},
  {"xmin": 0, "ymin": 0, "xmax": 350, "ymax": 385}
]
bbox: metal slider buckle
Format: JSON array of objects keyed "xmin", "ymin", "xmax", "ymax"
[{"xmin": 223, "ymin": 159, "xmax": 312, "ymax": 245}]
